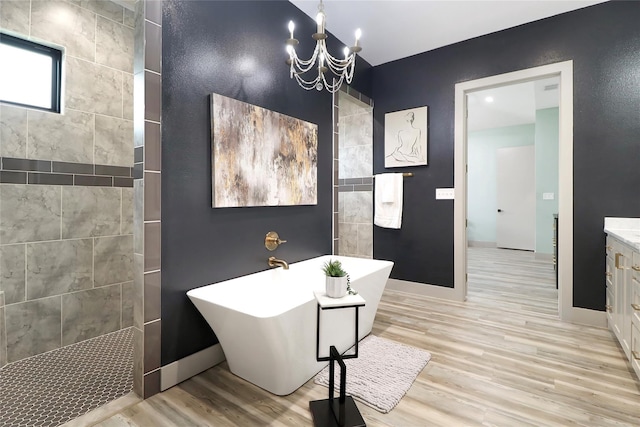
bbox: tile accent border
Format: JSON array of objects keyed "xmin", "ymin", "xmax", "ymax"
[
  {"xmin": 132, "ymin": 0, "xmax": 162, "ymax": 400},
  {"xmin": 332, "ymin": 86, "xmax": 374, "ymax": 255},
  {"xmin": 338, "ymin": 177, "xmax": 373, "ymax": 192},
  {"xmin": 332, "ymin": 89, "xmax": 339, "ymax": 255},
  {"xmin": 0, "ymin": 157, "xmax": 134, "ymax": 187}
]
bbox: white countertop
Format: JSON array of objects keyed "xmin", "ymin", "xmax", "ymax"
[{"xmin": 604, "ymin": 217, "xmax": 640, "ymax": 252}]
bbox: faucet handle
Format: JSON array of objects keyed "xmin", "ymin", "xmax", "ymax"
[{"xmin": 265, "ymin": 231, "xmax": 287, "ymax": 251}]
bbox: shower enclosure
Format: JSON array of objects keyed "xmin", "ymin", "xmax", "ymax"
[
  {"xmin": 333, "ymin": 87, "xmax": 374, "ymax": 258},
  {"xmin": 0, "ymin": 0, "xmax": 154, "ymax": 424}
]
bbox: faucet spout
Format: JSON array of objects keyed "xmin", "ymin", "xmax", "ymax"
[{"xmin": 268, "ymin": 256, "xmax": 289, "ymax": 270}]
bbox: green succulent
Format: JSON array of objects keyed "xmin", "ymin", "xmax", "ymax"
[
  {"xmin": 322, "ymin": 259, "xmax": 358, "ymax": 295},
  {"xmin": 322, "ymin": 259, "xmax": 347, "ymax": 277}
]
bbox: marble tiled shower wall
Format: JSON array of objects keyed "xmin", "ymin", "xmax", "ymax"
[
  {"xmin": 0, "ymin": 0, "xmax": 135, "ymax": 365},
  {"xmin": 337, "ymin": 91, "xmax": 374, "ymax": 258}
]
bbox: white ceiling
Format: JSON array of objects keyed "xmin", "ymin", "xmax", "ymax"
[
  {"xmin": 289, "ymin": 0, "xmax": 608, "ymax": 66},
  {"xmin": 290, "ymin": 1, "xmax": 575, "ymax": 130}
]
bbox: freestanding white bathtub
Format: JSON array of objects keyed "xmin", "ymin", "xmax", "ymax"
[{"xmin": 187, "ymin": 255, "xmax": 394, "ymax": 395}]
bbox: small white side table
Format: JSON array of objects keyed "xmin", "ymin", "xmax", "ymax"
[
  {"xmin": 313, "ymin": 291, "xmax": 365, "ymax": 362},
  {"xmin": 309, "ymin": 291, "xmax": 366, "ymax": 427}
]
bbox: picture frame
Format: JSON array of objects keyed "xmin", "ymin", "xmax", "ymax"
[
  {"xmin": 210, "ymin": 93, "xmax": 318, "ymax": 208},
  {"xmin": 384, "ymin": 106, "xmax": 428, "ymax": 168}
]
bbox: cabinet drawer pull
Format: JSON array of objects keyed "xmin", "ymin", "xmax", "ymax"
[
  {"xmin": 632, "ymin": 304, "xmax": 640, "ymax": 311},
  {"xmin": 632, "ymin": 266, "xmax": 640, "ymax": 272},
  {"xmin": 606, "ymin": 245, "xmax": 612, "ymax": 251},
  {"xmin": 606, "ymin": 304, "xmax": 612, "ymax": 312},
  {"xmin": 615, "ymin": 253, "xmax": 623, "ymax": 269},
  {"xmin": 633, "ymin": 351, "xmax": 640, "ymax": 361}
]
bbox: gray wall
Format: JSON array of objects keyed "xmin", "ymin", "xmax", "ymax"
[
  {"xmin": 372, "ymin": 0, "xmax": 640, "ymax": 309},
  {"xmin": 160, "ymin": 0, "xmax": 373, "ymax": 365},
  {"xmin": 0, "ymin": 0, "xmax": 134, "ymax": 364}
]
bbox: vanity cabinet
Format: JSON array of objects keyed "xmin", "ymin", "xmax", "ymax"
[
  {"xmin": 606, "ymin": 236, "xmax": 632, "ymax": 355},
  {"xmin": 553, "ymin": 214, "xmax": 558, "ymax": 288},
  {"xmin": 605, "ymin": 231, "xmax": 640, "ymax": 380},
  {"xmin": 631, "ymin": 252, "xmax": 640, "ymax": 375},
  {"xmin": 605, "ymin": 238, "xmax": 616, "ymax": 333}
]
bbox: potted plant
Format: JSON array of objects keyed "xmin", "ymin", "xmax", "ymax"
[{"xmin": 322, "ymin": 259, "xmax": 352, "ymax": 298}]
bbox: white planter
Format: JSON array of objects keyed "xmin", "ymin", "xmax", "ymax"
[{"xmin": 325, "ymin": 276, "xmax": 348, "ymax": 298}]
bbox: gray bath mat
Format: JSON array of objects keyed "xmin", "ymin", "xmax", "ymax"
[{"xmin": 313, "ymin": 335, "xmax": 431, "ymax": 413}]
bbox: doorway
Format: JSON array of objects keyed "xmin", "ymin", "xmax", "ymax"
[
  {"xmin": 453, "ymin": 61, "xmax": 576, "ymax": 322},
  {"xmin": 465, "ymin": 76, "xmax": 559, "ymax": 314}
]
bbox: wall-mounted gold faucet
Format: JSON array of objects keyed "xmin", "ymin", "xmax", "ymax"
[
  {"xmin": 265, "ymin": 231, "xmax": 287, "ymax": 251},
  {"xmin": 268, "ymin": 256, "xmax": 289, "ymax": 270}
]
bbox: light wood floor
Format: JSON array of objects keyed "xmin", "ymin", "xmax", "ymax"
[{"xmin": 89, "ymin": 248, "xmax": 640, "ymax": 426}]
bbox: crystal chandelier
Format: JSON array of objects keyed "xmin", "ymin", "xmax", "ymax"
[{"xmin": 286, "ymin": 0, "xmax": 362, "ymax": 93}]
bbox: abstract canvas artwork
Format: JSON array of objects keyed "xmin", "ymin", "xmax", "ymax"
[
  {"xmin": 210, "ymin": 94, "xmax": 318, "ymax": 207},
  {"xmin": 384, "ymin": 106, "xmax": 428, "ymax": 168}
]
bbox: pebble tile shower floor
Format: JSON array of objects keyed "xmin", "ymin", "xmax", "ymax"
[{"xmin": 0, "ymin": 328, "xmax": 133, "ymax": 427}]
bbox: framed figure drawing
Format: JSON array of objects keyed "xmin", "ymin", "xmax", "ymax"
[{"xmin": 384, "ymin": 106, "xmax": 428, "ymax": 168}]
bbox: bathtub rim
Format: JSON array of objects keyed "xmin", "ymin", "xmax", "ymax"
[{"xmin": 187, "ymin": 255, "xmax": 394, "ymax": 319}]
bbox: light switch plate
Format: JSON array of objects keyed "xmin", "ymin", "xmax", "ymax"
[
  {"xmin": 436, "ymin": 188, "xmax": 455, "ymax": 200},
  {"xmin": 542, "ymin": 192, "xmax": 555, "ymax": 200}
]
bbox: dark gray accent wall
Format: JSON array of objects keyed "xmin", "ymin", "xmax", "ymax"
[
  {"xmin": 161, "ymin": 0, "xmax": 371, "ymax": 364},
  {"xmin": 372, "ymin": 1, "xmax": 640, "ymax": 309}
]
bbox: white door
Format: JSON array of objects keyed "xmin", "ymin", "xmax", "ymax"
[{"xmin": 496, "ymin": 146, "xmax": 535, "ymax": 250}]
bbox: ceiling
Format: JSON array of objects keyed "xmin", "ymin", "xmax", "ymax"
[
  {"xmin": 290, "ymin": 1, "xmax": 577, "ymax": 130},
  {"xmin": 289, "ymin": 0, "xmax": 607, "ymax": 66}
]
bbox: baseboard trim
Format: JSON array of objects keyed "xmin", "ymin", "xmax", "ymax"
[
  {"xmin": 534, "ymin": 253, "xmax": 553, "ymax": 261},
  {"xmin": 160, "ymin": 344, "xmax": 225, "ymax": 391},
  {"xmin": 386, "ymin": 278, "xmax": 462, "ymax": 301},
  {"xmin": 567, "ymin": 307, "xmax": 607, "ymax": 328},
  {"xmin": 467, "ymin": 241, "xmax": 497, "ymax": 248}
]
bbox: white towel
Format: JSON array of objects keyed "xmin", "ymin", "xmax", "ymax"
[{"xmin": 374, "ymin": 173, "xmax": 403, "ymax": 229}]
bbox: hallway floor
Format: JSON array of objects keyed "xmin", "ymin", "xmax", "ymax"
[
  {"xmin": 467, "ymin": 246, "xmax": 558, "ymax": 316},
  {"xmin": 80, "ymin": 249, "xmax": 640, "ymax": 426},
  {"xmin": 0, "ymin": 328, "xmax": 133, "ymax": 427}
]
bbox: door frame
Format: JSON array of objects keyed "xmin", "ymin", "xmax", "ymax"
[{"xmin": 453, "ymin": 61, "xmax": 577, "ymax": 323}]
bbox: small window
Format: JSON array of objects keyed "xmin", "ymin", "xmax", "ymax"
[{"xmin": 0, "ymin": 33, "xmax": 62, "ymax": 113}]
